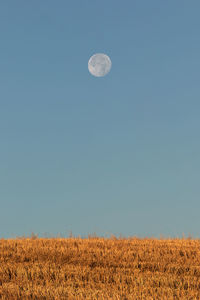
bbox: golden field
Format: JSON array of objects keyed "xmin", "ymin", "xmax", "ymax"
[{"xmin": 0, "ymin": 234, "xmax": 200, "ymax": 299}]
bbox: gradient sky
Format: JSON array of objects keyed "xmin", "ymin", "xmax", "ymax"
[{"xmin": 1, "ymin": 1, "xmax": 200, "ymax": 239}]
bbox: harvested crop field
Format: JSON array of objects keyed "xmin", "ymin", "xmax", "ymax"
[{"xmin": 0, "ymin": 235, "xmax": 200, "ymax": 299}]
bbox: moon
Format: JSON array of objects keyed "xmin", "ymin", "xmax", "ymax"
[{"xmin": 88, "ymin": 53, "xmax": 112, "ymax": 77}]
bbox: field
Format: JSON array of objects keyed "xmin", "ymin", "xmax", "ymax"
[{"xmin": 0, "ymin": 234, "xmax": 200, "ymax": 299}]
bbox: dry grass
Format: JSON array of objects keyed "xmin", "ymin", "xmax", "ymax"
[{"xmin": 0, "ymin": 233, "xmax": 200, "ymax": 299}]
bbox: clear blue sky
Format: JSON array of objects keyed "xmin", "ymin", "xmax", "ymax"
[{"xmin": 1, "ymin": 1, "xmax": 200, "ymax": 239}]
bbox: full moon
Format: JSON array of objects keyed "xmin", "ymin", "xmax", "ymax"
[{"xmin": 88, "ymin": 53, "xmax": 112, "ymax": 77}]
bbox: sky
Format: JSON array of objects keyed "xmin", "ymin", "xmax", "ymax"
[{"xmin": 0, "ymin": 1, "xmax": 200, "ymax": 239}]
